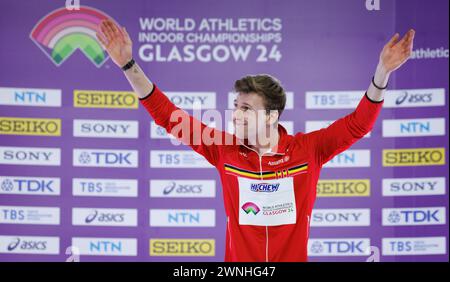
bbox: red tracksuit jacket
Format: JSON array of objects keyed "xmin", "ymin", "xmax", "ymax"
[{"xmin": 140, "ymin": 85, "xmax": 383, "ymax": 262}]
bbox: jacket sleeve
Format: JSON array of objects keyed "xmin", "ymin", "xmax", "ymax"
[
  {"xmin": 139, "ymin": 84, "xmax": 227, "ymax": 167},
  {"xmin": 306, "ymin": 92, "xmax": 384, "ymax": 167}
]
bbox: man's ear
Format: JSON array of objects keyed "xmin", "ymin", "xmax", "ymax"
[{"xmin": 266, "ymin": 110, "xmax": 279, "ymax": 126}]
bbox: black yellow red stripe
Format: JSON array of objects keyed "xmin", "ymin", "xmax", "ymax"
[{"xmin": 224, "ymin": 163, "xmax": 308, "ymax": 179}]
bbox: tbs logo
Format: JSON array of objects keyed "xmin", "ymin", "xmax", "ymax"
[{"xmin": 1, "ymin": 209, "xmax": 25, "ymax": 221}]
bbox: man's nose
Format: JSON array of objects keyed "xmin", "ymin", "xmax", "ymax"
[{"xmin": 233, "ymin": 109, "xmax": 244, "ymax": 121}]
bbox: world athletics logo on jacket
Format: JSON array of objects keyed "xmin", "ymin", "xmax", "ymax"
[
  {"xmin": 30, "ymin": 6, "xmax": 114, "ymax": 67},
  {"xmin": 242, "ymin": 202, "xmax": 260, "ymax": 215}
]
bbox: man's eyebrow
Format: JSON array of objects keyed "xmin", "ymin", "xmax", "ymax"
[{"xmin": 234, "ymin": 99, "xmax": 254, "ymax": 109}]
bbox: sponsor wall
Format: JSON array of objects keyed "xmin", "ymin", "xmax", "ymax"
[{"xmin": 0, "ymin": 0, "xmax": 448, "ymax": 261}]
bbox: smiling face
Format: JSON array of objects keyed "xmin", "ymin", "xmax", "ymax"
[
  {"xmin": 232, "ymin": 92, "xmax": 278, "ymax": 145},
  {"xmin": 232, "ymin": 74, "xmax": 287, "ymax": 147}
]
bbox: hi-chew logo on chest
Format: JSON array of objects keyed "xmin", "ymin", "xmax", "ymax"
[
  {"xmin": 30, "ymin": 6, "xmax": 113, "ymax": 67},
  {"xmin": 250, "ymin": 183, "xmax": 280, "ymax": 192}
]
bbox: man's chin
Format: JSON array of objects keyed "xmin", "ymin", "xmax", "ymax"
[{"xmin": 234, "ymin": 129, "xmax": 247, "ymax": 140}]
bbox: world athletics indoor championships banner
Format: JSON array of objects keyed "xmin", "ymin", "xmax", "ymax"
[{"xmin": 0, "ymin": 0, "xmax": 448, "ymax": 262}]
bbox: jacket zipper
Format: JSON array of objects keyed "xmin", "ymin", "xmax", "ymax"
[
  {"xmin": 240, "ymin": 142, "xmax": 283, "ymax": 263},
  {"xmin": 258, "ymin": 155, "xmax": 269, "ymax": 262}
]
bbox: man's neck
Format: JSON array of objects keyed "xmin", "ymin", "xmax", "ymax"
[{"xmin": 252, "ymin": 125, "xmax": 280, "ymax": 156}]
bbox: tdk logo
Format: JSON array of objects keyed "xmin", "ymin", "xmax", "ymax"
[
  {"xmin": 85, "ymin": 210, "xmax": 125, "ymax": 224},
  {"xmin": 7, "ymin": 237, "xmax": 47, "ymax": 251},
  {"xmin": 250, "ymin": 183, "xmax": 280, "ymax": 192},
  {"xmin": 383, "ymin": 207, "xmax": 446, "ymax": 226},
  {"xmin": 78, "ymin": 152, "xmax": 130, "ymax": 165},
  {"xmin": 73, "ymin": 149, "xmax": 138, "ymax": 168},
  {"xmin": 0, "ymin": 177, "xmax": 59, "ymax": 195},
  {"xmin": 309, "ymin": 239, "xmax": 370, "ymax": 256}
]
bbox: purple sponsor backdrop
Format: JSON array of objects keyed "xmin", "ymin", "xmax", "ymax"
[{"xmin": 0, "ymin": 0, "xmax": 448, "ymax": 261}]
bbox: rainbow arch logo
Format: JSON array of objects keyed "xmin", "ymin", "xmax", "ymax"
[
  {"xmin": 30, "ymin": 6, "xmax": 112, "ymax": 67},
  {"xmin": 242, "ymin": 202, "xmax": 260, "ymax": 215}
]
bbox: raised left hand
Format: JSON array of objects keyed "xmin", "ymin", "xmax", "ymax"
[{"xmin": 379, "ymin": 29, "xmax": 415, "ymax": 73}]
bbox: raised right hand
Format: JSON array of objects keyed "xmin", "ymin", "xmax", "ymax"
[{"xmin": 96, "ymin": 19, "xmax": 133, "ymax": 68}]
